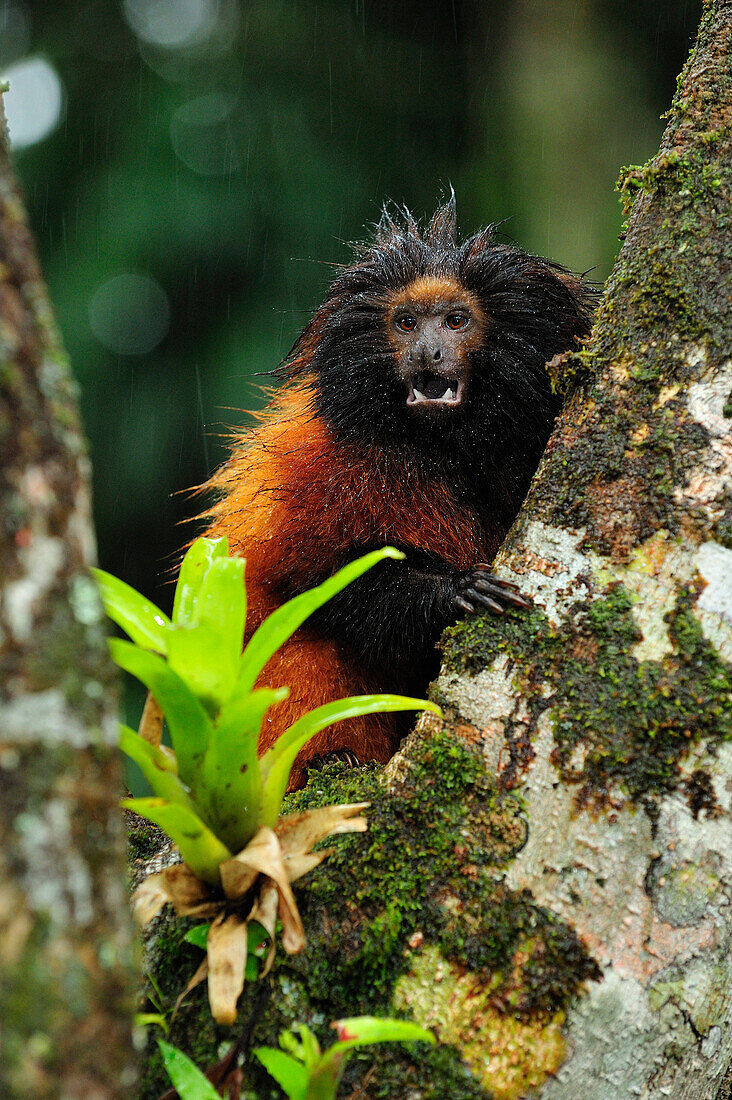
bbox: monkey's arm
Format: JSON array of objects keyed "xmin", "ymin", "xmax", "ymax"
[{"xmin": 303, "ymin": 547, "xmax": 529, "ymax": 682}]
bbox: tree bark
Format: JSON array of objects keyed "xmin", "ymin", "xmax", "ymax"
[
  {"xmin": 433, "ymin": 2, "xmax": 732, "ymax": 1095},
  {"xmin": 0, "ymin": 97, "xmax": 137, "ymax": 1097},
  {"xmin": 133, "ymin": 4, "xmax": 732, "ymax": 1098}
]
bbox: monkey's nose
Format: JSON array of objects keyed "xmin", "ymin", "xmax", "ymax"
[{"xmin": 416, "ymin": 342, "xmax": 442, "ymax": 367}]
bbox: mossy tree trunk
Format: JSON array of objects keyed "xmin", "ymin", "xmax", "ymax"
[
  {"xmin": 0, "ymin": 97, "xmax": 137, "ymax": 1097},
  {"xmin": 435, "ymin": 2, "xmax": 732, "ymax": 1096},
  {"xmin": 135, "ymin": 4, "xmax": 732, "ymax": 1099}
]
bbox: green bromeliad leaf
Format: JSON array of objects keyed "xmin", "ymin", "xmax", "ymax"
[
  {"xmin": 119, "ymin": 726, "xmax": 199, "ymax": 813},
  {"xmin": 259, "ymin": 694, "xmax": 441, "ymax": 827},
  {"xmin": 109, "ymin": 639, "xmax": 213, "ymax": 788},
  {"xmin": 122, "ymin": 798, "xmax": 231, "ymax": 885},
  {"xmin": 253, "ymin": 1047, "xmax": 308, "ymax": 1100},
  {"xmin": 172, "ymin": 536, "xmax": 230, "ymax": 627},
  {"xmin": 92, "ymin": 567, "xmax": 171, "ymax": 653},
  {"xmin": 199, "ymin": 685, "xmax": 287, "ymax": 852},
  {"xmin": 168, "ymin": 554, "xmax": 246, "ymax": 712},
  {"xmin": 238, "ymin": 548, "xmax": 404, "ymax": 693}
]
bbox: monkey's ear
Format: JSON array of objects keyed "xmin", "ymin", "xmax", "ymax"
[{"xmin": 425, "ymin": 188, "xmax": 457, "ymax": 249}]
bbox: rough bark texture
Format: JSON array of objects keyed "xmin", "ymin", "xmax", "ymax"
[
  {"xmin": 439, "ymin": 1, "xmax": 732, "ymax": 1095},
  {"xmin": 0, "ymin": 98, "xmax": 138, "ymax": 1097},
  {"xmin": 133, "ymin": 4, "xmax": 732, "ymax": 1098}
]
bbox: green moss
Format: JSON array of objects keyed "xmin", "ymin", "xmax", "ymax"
[
  {"xmin": 340, "ymin": 1042, "xmax": 495, "ymax": 1100},
  {"xmin": 135, "ymin": 729, "xmax": 599, "ymax": 1098},
  {"xmin": 443, "ymin": 584, "xmax": 732, "ymax": 806},
  {"xmin": 723, "ymin": 388, "xmax": 732, "ymax": 418},
  {"xmin": 287, "ymin": 726, "xmax": 598, "ymax": 1014},
  {"xmin": 125, "ymin": 813, "xmax": 168, "ymax": 864},
  {"xmin": 716, "ymin": 509, "xmax": 732, "ymax": 549},
  {"xmin": 537, "ymin": 111, "xmax": 730, "ymax": 556}
]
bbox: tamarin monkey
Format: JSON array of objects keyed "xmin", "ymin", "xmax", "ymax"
[{"xmin": 204, "ymin": 197, "xmax": 594, "ymax": 788}]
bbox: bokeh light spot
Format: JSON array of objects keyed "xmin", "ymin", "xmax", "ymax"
[
  {"xmin": 170, "ymin": 92, "xmax": 240, "ymax": 176},
  {"xmin": 1, "ymin": 56, "xmax": 63, "ymax": 149},
  {"xmin": 89, "ymin": 274, "xmax": 171, "ymax": 357},
  {"xmin": 122, "ymin": 0, "xmax": 219, "ymax": 49}
]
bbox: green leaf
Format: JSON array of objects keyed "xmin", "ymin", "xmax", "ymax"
[
  {"xmin": 173, "ymin": 536, "xmax": 230, "ymax": 627},
  {"xmin": 254, "ymin": 1047, "xmax": 308, "ymax": 1100},
  {"xmin": 201, "ymin": 685, "xmax": 286, "ymax": 852},
  {"xmin": 328, "ymin": 1016, "xmax": 436, "ymax": 1050},
  {"xmin": 259, "ymin": 694, "xmax": 441, "ymax": 827},
  {"xmin": 312, "ymin": 1017, "xmax": 435, "ymax": 1098},
  {"xmin": 304, "ymin": 1054, "xmax": 346, "ymax": 1100},
  {"xmin": 157, "ymin": 1039, "xmax": 225, "ymax": 1100},
  {"xmin": 186, "ymin": 921, "xmax": 269, "ymax": 969},
  {"xmin": 119, "ymin": 726, "xmax": 198, "ymax": 811},
  {"xmin": 168, "ymin": 555, "xmax": 246, "ymax": 711},
  {"xmin": 110, "ymin": 640, "xmax": 213, "ymax": 789},
  {"xmin": 245, "ymin": 921, "xmax": 270, "ymax": 980},
  {"xmin": 183, "ymin": 923, "xmax": 210, "ymax": 950},
  {"xmin": 239, "ymin": 548, "xmax": 404, "ymax": 693},
  {"xmin": 122, "ymin": 798, "xmax": 231, "ymax": 885},
  {"xmin": 279, "ymin": 1024, "xmax": 322, "ymax": 1068},
  {"xmin": 92, "ymin": 567, "xmax": 171, "ymax": 653},
  {"xmin": 134, "ymin": 1012, "xmax": 169, "ymax": 1035}
]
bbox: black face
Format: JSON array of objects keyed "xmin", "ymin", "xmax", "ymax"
[
  {"xmin": 285, "ymin": 199, "xmax": 595, "ymax": 486},
  {"xmin": 390, "ymin": 297, "xmax": 480, "ymax": 414}
]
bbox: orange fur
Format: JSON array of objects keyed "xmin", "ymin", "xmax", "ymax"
[{"xmin": 205, "ymin": 379, "xmax": 496, "ymax": 787}]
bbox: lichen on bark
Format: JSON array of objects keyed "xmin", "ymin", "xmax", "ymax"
[{"xmin": 0, "ymin": 96, "xmax": 137, "ymax": 1097}]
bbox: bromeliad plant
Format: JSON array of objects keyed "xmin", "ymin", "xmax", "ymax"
[
  {"xmin": 255, "ymin": 1017, "xmax": 436, "ymax": 1100},
  {"xmin": 95, "ymin": 537, "xmax": 439, "ymax": 1024},
  {"xmin": 156, "ymin": 1017, "xmax": 435, "ymax": 1100}
]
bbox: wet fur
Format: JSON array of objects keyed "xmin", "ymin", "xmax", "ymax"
[{"xmin": 204, "ymin": 199, "xmax": 594, "ymax": 788}]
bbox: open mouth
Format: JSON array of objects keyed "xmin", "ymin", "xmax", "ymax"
[{"xmin": 406, "ymin": 371, "xmax": 464, "ymax": 408}]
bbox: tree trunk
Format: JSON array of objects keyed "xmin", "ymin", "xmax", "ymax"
[
  {"xmin": 134, "ymin": 4, "xmax": 732, "ymax": 1098},
  {"xmin": 0, "ymin": 97, "xmax": 137, "ymax": 1098},
  {"xmin": 434, "ymin": 2, "xmax": 732, "ymax": 1096}
]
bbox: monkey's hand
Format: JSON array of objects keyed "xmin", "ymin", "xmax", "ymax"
[
  {"xmin": 452, "ymin": 564, "xmax": 532, "ymax": 617},
  {"xmin": 308, "ymin": 748, "xmax": 362, "ymax": 772}
]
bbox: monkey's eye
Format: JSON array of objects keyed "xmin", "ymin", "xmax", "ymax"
[
  {"xmin": 395, "ymin": 313, "xmax": 417, "ymax": 332},
  {"xmin": 445, "ymin": 313, "xmax": 469, "ymax": 330}
]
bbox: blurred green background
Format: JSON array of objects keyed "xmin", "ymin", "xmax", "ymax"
[{"xmin": 4, "ymin": 0, "xmax": 701, "ymax": 612}]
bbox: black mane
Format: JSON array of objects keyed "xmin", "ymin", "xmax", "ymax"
[{"xmin": 287, "ymin": 197, "xmax": 595, "ymax": 529}]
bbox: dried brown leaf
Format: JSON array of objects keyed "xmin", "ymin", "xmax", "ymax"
[
  {"xmin": 139, "ymin": 690, "xmax": 164, "ymax": 747},
  {"xmin": 131, "ymin": 872, "xmax": 169, "ymax": 926},
  {"xmin": 275, "ymin": 803, "xmax": 369, "ymax": 862},
  {"xmin": 207, "ymin": 912, "xmax": 249, "ymax": 1025},
  {"xmin": 283, "ymin": 850, "xmax": 329, "ymax": 884},
  {"xmin": 222, "ymin": 829, "xmax": 305, "ymax": 955},
  {"xmin": 163, "ymin": 863, "xmax": 221, "ymax": 918},
  {"xmin": 248, "ymin": 880, "xmax": 278, "ymax": 975}
]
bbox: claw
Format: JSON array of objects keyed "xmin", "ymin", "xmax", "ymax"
[
  {"xmin": 454, "ymin": 565, "xmax": 531, "ymax": 619},
  {"xmin": 472, "ymin": 566, "xmax": 520, "ymax": 590},
  {"xmin": 465, "ymin": 586, "xmax": 504, "ymax": 614},
  {"xmin": 455, "ymin": 595, "xmax": 475, "ymax": 615},
  {"xmin": 309, "ymin": 749, "xmax": 362, "ymax": 772}
]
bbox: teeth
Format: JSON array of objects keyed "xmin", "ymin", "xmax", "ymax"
[
  {"xmin": 413, "ymin": 388, "xmax": 426, "ymax": 402},
  {"xmin": 446, "ymin": 388, "xmax": 456, "ymax": 401}
]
